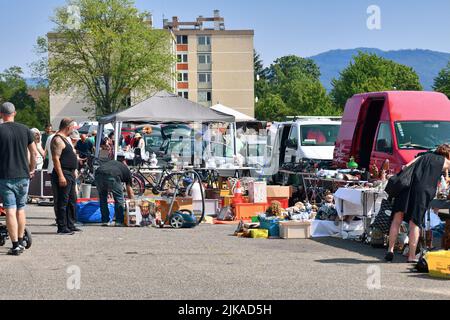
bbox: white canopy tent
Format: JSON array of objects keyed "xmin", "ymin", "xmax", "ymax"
[
  {"xmin": 210, "ymin": 104, "xmax": 255, "ymax": 122},
  {"xmin": 95, "ymin": 91, "xmax": 236, "ymax": 161}
]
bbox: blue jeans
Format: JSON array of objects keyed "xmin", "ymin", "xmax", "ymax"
[
  {"xmin": 95, "ymin": 174, "xmax": 125, "ymax": 224},
  {"xmin": 0, "ymin": 178, "xmax": 30, "ymax": 209}
]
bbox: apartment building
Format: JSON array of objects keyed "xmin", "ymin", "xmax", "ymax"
[
  {"xmin": 49, "ymin": 10, "xmax": 254, "ymax": 126},
  {"xmin": 164, "ymin": 10, "xmax": 255, "ymax": 117}
]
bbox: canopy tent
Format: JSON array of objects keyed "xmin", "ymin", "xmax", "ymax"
[
  {"xmin": 95, "ymin": 91, "xmax": 236, "ymax": 161},
  {"xmin": 210, "ymin": 104, "xmax": 255, "ymax": 122},
  {"xmin": 98, "ymin": 91, "xmax": 235, "ymax": 124}
]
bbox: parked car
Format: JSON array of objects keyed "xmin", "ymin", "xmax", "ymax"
[{"xmin": 333, "ymin": 91, "xmax": 450, "ymax": 173}]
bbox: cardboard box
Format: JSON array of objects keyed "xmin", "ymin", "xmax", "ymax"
[
  {"xmin": 267, "ymin": 186, "xmax": 291, "ymax": 198},
  {"xmin": 248, "ymin": 181, "xmax": 267, "ymax": 204},
  {"xmin": 279, "ymin": 221, "xmax": 312, "ymax": 239},
  {"xmin": 193, "ymin": 199, "xmax": 219, "ymax": 216},
  {"xmin": 125, "ymin": 200, "xmax": 142, "ymax": 227},
  {"xmin": 159, "ymin": 197, "xmax": 193, "ymax": 222}
]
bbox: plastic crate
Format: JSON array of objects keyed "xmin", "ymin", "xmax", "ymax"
[
  {"xmin": 267, "ymin": 197, "xmax": 289, "ymax": 209},
  {"xmin": 259, "ymin": 217, "xmax": 281, "ymax": 237},
  {"xmin": 234, "ymin": 203, "xmax": 268, "ymax": 221},
  {"xmin": 426, "ymin": 250, "xmax": 450, "ymax": 279},
  {"xmin": 249, "ymin": 229, "xmax": 268, "ymax": 239}
]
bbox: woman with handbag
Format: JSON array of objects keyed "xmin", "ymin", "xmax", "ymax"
[{"xmin": 385, "ymin": 144, "xmax": 450, "ymax": 263}]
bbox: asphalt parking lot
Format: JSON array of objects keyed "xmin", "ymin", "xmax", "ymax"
[{"xmin": 0, "ymin": 205, "xmax": 449, "ymax": 300}]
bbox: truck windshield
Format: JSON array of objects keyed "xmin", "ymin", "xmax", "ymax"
[
  {"xmin": 395, "ymin": 121, "xmax": 450, "ymax": 150},
  {"xmin": 300, "ymin": 125, "xmax": 340, "ymax": 147}
]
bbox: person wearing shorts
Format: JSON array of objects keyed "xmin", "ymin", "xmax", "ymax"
[{"xmin": 0, "ymin": 102, "xmax": 37, "ymax": 256}]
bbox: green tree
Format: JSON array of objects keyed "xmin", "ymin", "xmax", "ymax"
[
  {"xmin": 433, "ymin": 61, "xmax": 450, "ymax": 98},
  {"xmin": 254, "ymin": 50, "xmax": 269, "ymax": 102},
  {"xmin": 331, "ymin": 52, "xmax": 423, "ymax": 109},
  {"xmin": 0, "ymin": 67, "xmax": 35, "ymax": 108},
  {"xmin": 254, "ymin": 55, "xmax": 336, "ymax": 120},
  {"xmin": 266, "ymin": 55, "xmax": 321, "ymax": 86},
  {"xmin": 255, "ymin": 93, "xmax": 290, "ymax": 122},
  {"xmin": 34, "ymin": 0, "xmax": 174, "ymax": 117},
  {"xmin": 0, "ymin": 66, "xmax": 49, "ymax": 129}
]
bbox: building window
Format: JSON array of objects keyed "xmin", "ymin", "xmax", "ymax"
[
  {"xmin": 198, "ymin": 54, "xmax": 211, "ymax": 64},
  {"xmin": 177, "ymin": 72, "xmax": 188, "ymax": 82},
  {"xmin": 198, "ymin": 36, "xmax": 211, "ymax": 46},
  {"xmin": 176, "ymin": 35, "xmax": 188, "ymax": 44},
  {"xmin": 178, "ymin": 91, "xmax": 189, "ymax": 99},
  {"xmin": 198, "ymin": 91, "xmax": 212, "ymax": 102},
  {"xmin": 198, "ymin": 73, "xmax": 212, "ymax": 83},
  {"xmin": 177, "ymin": 54, "xmax": 188, "ymax": 63}
]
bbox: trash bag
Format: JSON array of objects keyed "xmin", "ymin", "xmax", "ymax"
[{"xmin": 76, "ymin": 201, "xmax": 115, "ymax": 223}]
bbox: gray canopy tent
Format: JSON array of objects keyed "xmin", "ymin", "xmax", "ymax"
[{"xmin": 95, "ymin": 90, "xmax": 236, "ymax": 160}]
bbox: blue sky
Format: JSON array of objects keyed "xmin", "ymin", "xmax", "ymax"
[{"xmin": 1, "ymin": 0, "xmax": 450, "ymax": 76}]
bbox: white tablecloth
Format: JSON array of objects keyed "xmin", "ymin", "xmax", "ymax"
[
  {"xmin": 334, "ymin": 188, "xmax": 380, "ymax": 218},
  {"xmin": 311, "ymin": 220, "xmax": 364, "ymax": 238}
]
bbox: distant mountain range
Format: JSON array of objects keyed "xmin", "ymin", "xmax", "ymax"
[
  {"xmin": 25, "ymin": 48, "xmax": 450, "ymax": 92},
  {"xmin": 309, "ymin": 48, "xmax": 450, "ymax": 91}
]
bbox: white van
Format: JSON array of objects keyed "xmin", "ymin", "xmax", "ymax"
[{"xmin": 256, "ymin": 117, "xmax": 341, "ymax": 177}]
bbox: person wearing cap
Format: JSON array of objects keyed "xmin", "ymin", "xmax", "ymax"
[
  {"xmin": 70, "ymin": 130, "xmax": 81, "ymax": 148},
  {"xmin": 0, "ymin": 102, "xmax": 38, "ymax": 255},
  {"xmin": 50, "ymin": 118, "xmax": 81, "ymax": 235}
]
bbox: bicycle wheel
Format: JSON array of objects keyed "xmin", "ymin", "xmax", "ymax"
[{"xmin": 131, "ymin": 173, "xmax": 145, "ymax": 196}]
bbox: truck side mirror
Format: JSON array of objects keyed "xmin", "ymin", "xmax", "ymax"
[{"xmin": 286, "ymin": 139, "xmax": 298, "ymax": 149}]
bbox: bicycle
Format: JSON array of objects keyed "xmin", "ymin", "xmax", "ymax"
[{"xmin": 131, "ymin": 161, "xmax": 177, "ymax": 197}]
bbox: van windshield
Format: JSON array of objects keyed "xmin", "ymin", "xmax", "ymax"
[
  {"xmin": 395, "ymin": 121, "xmax": 450, "ymax": 150},
  {"xmin": 300, "ymin": 125, "xmax": 340, "ymax": 147}
]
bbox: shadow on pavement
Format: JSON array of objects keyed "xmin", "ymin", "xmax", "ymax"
[
  {"xmin": 312, "ymin": 237, "xmax": 408, "ymax": 265},
  {"xmin": 315, "ymin": 258, "xmax": 383, "ymax": 265}
]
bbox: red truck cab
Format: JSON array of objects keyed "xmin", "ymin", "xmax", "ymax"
[{"xmin": 333, "ymin": 91, "xmax": 450, "ymax": 173}]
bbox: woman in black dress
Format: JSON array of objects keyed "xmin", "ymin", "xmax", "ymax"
[{"xmin": 386, "ymin": 144, "xmax": 450, "ymax": 263}]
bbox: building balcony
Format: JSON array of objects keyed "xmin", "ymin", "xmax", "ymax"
[
  {"xmin": 197, "ymin": 44, "xmax": 211, "ymax": 52},
  {"xmin": 198, "ymin": 63, "xmax": 212, "ymax": 72},
  {"xmin": 198, "ymin": 82, "xmax": 212, "ymax": 90}
]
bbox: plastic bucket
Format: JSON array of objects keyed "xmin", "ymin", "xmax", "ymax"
[{"xmin": 80, "ymin": 184, "xmax": 92, "ymax": 199}]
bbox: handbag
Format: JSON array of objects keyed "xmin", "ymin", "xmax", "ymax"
[
  {"xmin": 371, "ymin": 199, "xmax": 393, "ymax": 235},
  {"xmin": 384, "ymin": 162, "xmax": 416, "ymax": 198}
]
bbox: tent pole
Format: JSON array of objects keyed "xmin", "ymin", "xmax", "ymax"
[
  {"xmin": 95, "ymin": 123, "xmax": 104, "ymax": 158},
  {"xmin": 114, "ymin": 122, "xmax": 120, "ymax": 160}
]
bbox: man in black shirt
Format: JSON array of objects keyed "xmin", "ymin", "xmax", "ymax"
[
  {"xmin": 0, "ymin": 102, "xmax": 37, "ymax": 256},
  {"xmin": 51, "ymin": 118, "xmax": 81, "ymax": 235},
  {"xmin": 95, "ymin": 158, "xmax": 134, "ymax": 227}
]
